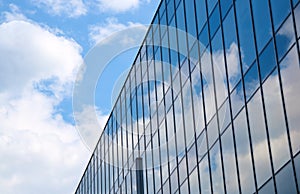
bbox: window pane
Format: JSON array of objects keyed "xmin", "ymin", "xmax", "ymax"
[
  {"xmin": 189, "ymin": 167, "xmax": 200, "ymax": 193},
  {"xmin": 275, "ymin": 15, "xmax": 295, "ymax": 61},
  {"xmin": 221, "ymin": 126, "xmax": 239, "ymax": 194},
  {"xmin": 234, "ymin": 109, "xmax": 255, "ymax": 194},
  {"xmin": 263, "ymin": 71, "xmax": 290, "ymax": 172},
  {"xmin": 248, "ymin": 89, "xmax": 272, "ymax": 187},
  {"xmin": 259, "ymin": 40, "xmax": 276, "ymax": 82},
  {"xmin": 251, "ymin": 0, "xmax": 272, "ymax": 52},
  {"xmin": 295, "ymin": 4, "xmax": 300, "ymax": 39},
  {"xmin": 210, "ymin": 141, "xmax": 224, "ymax": 194},
  {"xmin": 195, "ymin": 0, "xmax": 207, "ymax": 33},
  {"xmin": 235, "ymin": 0, "xmax": 256, "ymax": 72},
  {"xmin": 200, "ymin": 155, "xmax": 212, "ymax": 193},
  {"xmin": 258, "ymin": 178, "xmax": 275, "ymax": 194},
  {"xmin": 276, "ymin": 162, "xmax": 297, "ymax": 194},
  {"xmin": 280, "ymin": 47, "xmax": 300, "ymax": 156},
  {"xmin": 295, "ymin": 154, "xmax": 300, "ymax": 189},
  {"xmin": 207, "ymin": 115, "xmax": 218, "ymax": 148},
  {"xmin": 209, "ymin": 4, "xmax": 221, "ymax": 37},
  {"xmin": 244, "ymin": 62, "xmax": 259, "ymax": 101},
  {"xmin": 220, "ymin": 0, "xmax": 232, "ymax": 18},
  {"xmin": 270, "ymin": 0, "xmax": 290, "ymax": 31}
]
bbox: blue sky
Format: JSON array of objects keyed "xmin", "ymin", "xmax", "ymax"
[{"xmin": 0, "ymin": 0, "xmax": 159, "ymax": 193}]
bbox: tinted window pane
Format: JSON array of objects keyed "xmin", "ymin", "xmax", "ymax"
[
  {"xmin": 263, "ymin": 71, "xmax": 290, "ymax": 172},
  {"xmin": 280, "ymin": 47, "xmax": 300, "ymax": 156},
  {"xmin": 276, "ymin": 162, "xmax": 297, "ymax": 194},
  {"xmin": 220, "ymin": 0, "xmax": 232, "ymax": 18},
  {"xmin": 295, "ymin": 154, "xmax": 300, "ymax": 189},
  {"xmin": 270, "ymin": 0, "xmax": 290, "ymax": 31},
  {"xmin": 200, "ymin": 155, "xmax": 211, "ymax": 193},
  {"xmin": 235, "ymin": 0, "xmax": 255, "ymax": 72},
  {"xmin": 248, "ymin": 89, "xmax": 272, "ymax": 187},
  {"xmin": 195, "ymin": 0, "xmax": 207, "ymax": 33},
  {"xmin": 209, "ymin": 5, "xmax": 220, "ymax": 37},
  {"xmin": 276, "ymin": 16, "xmax": 295, "ymax": 61},
  {"xmin": 295, "ymin": 4, "xmax": 300, "ymax": 38},
  {"xmin": 244, "ymin": 62, "xmax": 259, "ymax": 101},
  {"xmin": 210, "ymin": 141, "xmax": 224, "ymax": 194},
  {"xmin": 222, "ymin": 126, "xmax": 239, "ymax": 194},
  {"xmin": 234, "ymin": 109, "xmax": 255, "ymax": 194},
  {"xmin": 251, "ymin": 0, "xmax": 272, "ymax": 52},
  {"xmin": 259, "ymin": 40, "xmax": 276, "ymax": 81},
  {"xmin": 258, "ymin": 178, "xmax": 275, "ymax": 194}
]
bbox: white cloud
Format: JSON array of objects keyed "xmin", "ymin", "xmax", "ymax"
[
  {"xmin": 31, "ymin": 0, "xmax": 87, "ymax": 18},
  {"xmin": 0, "ymin": 20, "xmax": 93, "ymax": 194},
  {"xmin": 96, "ymin": 0, "xmax": 140, "ymax": 12},
  {"xmin": 1, "ymin": 4, "xmax": 27, "ymax": 22},
  {"xmin": 89, "ymin": 17, "xmax": 143, "ymax": 45}
]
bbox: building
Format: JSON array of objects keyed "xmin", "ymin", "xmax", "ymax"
[{"xmin": 74, "ymin": 0, "xmax": 300, "ymax": 193}]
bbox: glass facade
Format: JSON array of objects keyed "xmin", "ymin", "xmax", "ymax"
[{"xmin": 75, "ymin": 0, "xmax": 300, "ymax": 193}]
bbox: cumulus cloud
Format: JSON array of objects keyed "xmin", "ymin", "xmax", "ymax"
[
  {"xmin": 0, "ymin": 19, "xmax": 93, "ymax": 194},
  {"xmin": 31, "ymin": 0, "xmax": 87, "ymax": 18},
  {"xmin": 96, "ymin": 0, "xmax": 140, "ymax": 12}
]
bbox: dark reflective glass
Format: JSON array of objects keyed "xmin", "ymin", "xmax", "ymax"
[
  {"xmin": 259, "ymin": 40, "xmax": 276, "ymax": 81},
  {"xmin": 251, "ymin": 0, "xmax": 272, "ymax": 52},
  {"xmin": 199, "ymin": 24, "xmax": 209, "ymax": 51},
  {"xmin": 276, "ymin": 162, "xmax": 297, "ymax": 194}
]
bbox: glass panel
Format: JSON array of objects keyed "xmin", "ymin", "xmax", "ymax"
[
  {"xmin": 295, "ymin": 4, "xmax": 300, "ymax": 38},
  {"xmin": 221, "ymin": 125, "xmax": 239, "ymax": 194},
  {"xmin": 187, "ymin": 143, "xmax": 197, "ymax": 174},
  {"xmin": 263, "ymin": 71, "xmax": 290, "ymax": 172},
  {"xmin": 212, "ymin": 30, "xmax": 227, "ymax": 109},
  {"xmin": 199, "ymin": 24, "xmax": 209, "ymax": 51},
  {"xmin": 230, "ymin": 81, "xmax": 244, "ymax": 117},
  {"xmin": 244, "ymin": 62, "xmax": 259, "ymax": 101},
  {"xmin": 280, "ymin": 47, "xmax": 300, "ymax": 156},
  {"xmin": 275, "ymin": 15, "xmax": 295, "ymax": 61},
  {"xmin": 170, "ymin": 169, "xmax": 179, "ymax": 193},
  {"xmin": 167, "ymin": 0, "xmax": 175, "ymax": 23},
  {"xmin": 209, "ymin": 4, "xmax": 220, "ymax": 37},
  {"xmin": 210, "ymin": 141, "xmax": 224, "ymax": 194},
  {"xmin": 259, "ymin": 40, "xmax": 276, "ymax": 81},
  {"xmin": 180, "ymin": 179, "xmax": 189, "ymax": 193},
  {"xmin": 207, "ymin": 0, "xmax": 218, "ymax": 15},
  {"xmin": 197, "ymin": 131, "xmax": 207, "ymax": 161},
  {"xmin": 295, "ymin": 154, "xmax": 300, "ymax": 189},
  {"xmin": 218, "ymin": 99, "xmax": 230, "ymax": 133},
  {"xmin": 220, "ymin": 0, "xmax": 232, "ymax": 18},
  {"xmin": 270, "ymin": 0, "xmax": 290, "ymax": 31},
  {"xmin": 195, "ymin": 0, "xmax": 207, "ymax": 33},
  {"xmin": 200, "ymin": 155, "xmax": 211, "ymax": 193},
  {"xmin": 247, "ymin": 89, "xmax": 272, "ymax": 188},
  {"xmin": 207, "ymin": 115, "xmax": 218, "ymax": 148},
  {"xmin": 189, "ymin": 167, "xmax": 200, "ymax": 193},
  {"xmin": 235, "ymin": 0, "xmax": 256, "ymax": 72},
  {"xmin": 251, "ymin": 0, "xmax": 272, "ymax": 52},
  {"xmin": 258, "ymin": 178, "xmax": 275, "ymax": 194},
  {"xmin": 276, "ymin": 162, "xmax": 297, "ymax": 194},
  {"xmin": 184, "ymin": 0, "xmax": 197, "ymax": 48},
  {"xmin": 179, "ymin": 157, "xmax": 187, "ymax": 184},
  {"xmin": 234, "ymin": 108, "xmax": 255, "ymax": 194},
  {"xmin": 223, "ymin": 8, "xmax": 241, "ymax": 91}
]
